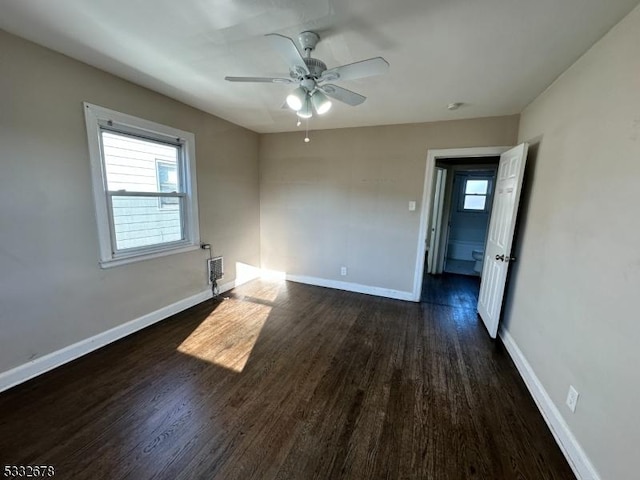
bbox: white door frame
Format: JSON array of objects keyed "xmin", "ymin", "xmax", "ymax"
[
  {"xmin": 411, "ymin": 146, "xmax": 511, "ymax": 301},
  {"xmin": 427, "ymin": 168, "xmax": 447, "ymax": 274}
]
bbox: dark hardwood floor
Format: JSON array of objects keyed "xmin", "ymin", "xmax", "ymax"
[
  {"xmin": 420, "ymin": 271, "xmax": 481, "ymax": 308},
  {"xmin": 0, "ymin": 279, "xmax": 574, "ymax": 479}
]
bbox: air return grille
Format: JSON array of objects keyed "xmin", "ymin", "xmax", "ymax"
[{"xmin": 207, "ymin": 256, "xmax": 224, "ymax": 284}]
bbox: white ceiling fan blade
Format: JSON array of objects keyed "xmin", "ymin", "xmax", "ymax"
[
  {"xmin": 225, "ymin": 76, "xmax": 293, "ymax": 84},
  {"xmin": 265, "ymin": 33, "xmax": 310, "ymax": 77},
  {"xmin": 320, "ymin": 57, "xmax": 389, "ymax": 82},
  {"xmin": 319, "ymin": 84, "xmax": 366, "ymax": 106}
]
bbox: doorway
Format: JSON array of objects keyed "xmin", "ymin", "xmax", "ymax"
[
  {"xmin": 420, "ymin": 159, "xmax": 499, "ymax": 302},
  {"xmin": 414, "ymin": 145, "xmax": 529, "ymax": 338},
  {"xmin": 442, "ymin": 162, "xmax": 498, "ymax": 276},
  {"xmin": 411, "ymin": 147, "xmax": 510, "ymax": 302}
]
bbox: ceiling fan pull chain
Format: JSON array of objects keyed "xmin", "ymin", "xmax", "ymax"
[{"xmin": 304, "ymin": 117, "xmax": 310, "ymax": 143}]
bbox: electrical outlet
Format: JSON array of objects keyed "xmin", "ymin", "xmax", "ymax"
[
  {"xmin": 408, "ymin": 201, "xmax": 416, "ymax": 211},
  {"xmin": 566, "ymin": 385, "xmax": 579, "ymax": 413},
  {"xmin": 340, "ymin": 266, "xmax": 347, "ymax": 276}
]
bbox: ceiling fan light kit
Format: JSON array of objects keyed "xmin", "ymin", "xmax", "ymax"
[
  {"xmin": 225, "ymin": 30, "xmax": 389, "ymax": 130},
  {"xmin": 297, "ymin": 97, "xmax": 313, "ymax": 119},
  {"xmin": 286, "ymin": 86, "xmax": 306, "ymax": 111},
  {"xmin": 310, "ymin": 90, "xmax": 332, "ymax": 114}
]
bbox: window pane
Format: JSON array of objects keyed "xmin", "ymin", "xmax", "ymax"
[
  {"xmin": 101, "ymin": 131, "xmax": 180, "ymax": 193},
  {"xmin": 465, "ymin": 180, "xmax": 489, "ymax": 195},
  {"xmin": 464, "ymin": 195, "xmax": 486, "ymax": 210},
  {"xmin": 156, "ymin": 161, "xmax": 179, "ymax": 206},
  {"xmin": 111, "ymin": 195, "xmax": 183, "ymax": 251}
]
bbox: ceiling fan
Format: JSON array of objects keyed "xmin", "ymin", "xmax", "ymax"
[{"xmin": 225, "ymin": 31, "xmax": 389, "ymax": 118}]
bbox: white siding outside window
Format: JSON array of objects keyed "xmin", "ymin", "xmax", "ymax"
[{"xmin": 84, "ymin": 103, "xmax": 200, "ymax": 267}]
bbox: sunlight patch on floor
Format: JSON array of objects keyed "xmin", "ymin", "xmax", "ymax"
[
  {"xmin": 177, "ymin": 298, "xmax": 270, "ymax": 373},
  {"xmin": 234, "ymin": 262, "xmax": 287, "ymax": 303}
]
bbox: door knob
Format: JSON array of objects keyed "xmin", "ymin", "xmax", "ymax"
[
  {"xmin": 506, "ymin": 255, "xmax": 516, "ymax": 262},
  {"xmin": 495, "ymin": 254, "xmax": 505, "ymax": 261}
]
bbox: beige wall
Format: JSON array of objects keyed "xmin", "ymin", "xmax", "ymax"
[
  {"xmin": 0, "ymin": 31, "xmax": 261, "ymax": 374},
  {"xmin": 505, "ymin": 5, "xmax": 640, "ymax": 479},
  {"xmin": 6, "ymin": 6, "xmax": 638, "ymax": 474},
  {"xmin": 260, "ymin": 117, "xmax": 518, "ymax": 294}
]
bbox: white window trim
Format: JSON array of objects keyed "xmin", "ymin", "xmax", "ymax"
[{"xmin": 83, "ymin": 102, "xmax": 200, "ymax": 268}]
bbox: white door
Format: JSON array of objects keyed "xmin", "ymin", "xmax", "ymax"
[
  {"xmin": 477, "ymin": 143, "xmax": 528, "ymax": 338},
  {"xmin": 427, "ymin": 168, "xmax": 447, "ymax": 274}
]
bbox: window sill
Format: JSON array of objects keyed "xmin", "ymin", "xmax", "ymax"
[{"xmin": 99, "ymin": 244, "xmax": 201, "ymax": 269}]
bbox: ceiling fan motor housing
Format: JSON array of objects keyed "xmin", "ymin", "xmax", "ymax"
[
  {"xmin": 292, "ymin": 31, "xmax": 326, "ymax": 83},
  {"xmin": 302, "ymin": 57, "xmax": 326, "ymax": 78},
  {"xmin": 293, "ymin": 57, "xmax": 327, "ymax": 91}
]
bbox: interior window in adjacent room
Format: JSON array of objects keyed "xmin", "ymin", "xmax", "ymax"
[{"xmin": 462, "ymin": 178, "xmax": 491, "ymax": 211}]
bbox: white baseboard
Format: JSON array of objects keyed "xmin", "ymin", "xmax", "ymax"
[
  {"xmin": 0, "ymin": 268, "xmax": 404, "ymax": 393},
  {"xmin": 499, "ymin": 329, "xmax": 600, "ymax": 480},
  {"xmin": 285, "ymin": 274, "xmax": 414, "ymax": 301},
  {"xmin": 0, "ymin": 288, "xmax": 220, "ymax": 393}
]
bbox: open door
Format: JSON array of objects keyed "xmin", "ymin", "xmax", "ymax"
[
  {"xmin": 427, "ymin": 168, "xmax": 447, "ymax": 274},
  {"xmin": 477, "ymin": 143, "xmax": 528, "ymax": 338}
]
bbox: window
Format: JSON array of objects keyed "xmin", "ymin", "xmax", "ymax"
[
  {"xmin": 461, "ymin": 178, "xmax": 491, "ymax": 211},
  {"xmin": 84, "ymin": 103, "xmax": 199, "ymax": 267}
]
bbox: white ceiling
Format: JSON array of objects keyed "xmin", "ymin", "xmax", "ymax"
[{"xmin": 1, "ymin": 0, "xmax": 638, "ymax": 133}]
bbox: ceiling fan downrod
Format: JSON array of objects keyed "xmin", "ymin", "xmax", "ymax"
[{"xmin": 298, "ymin": 31, "xmax": 320, "ymax": 57}]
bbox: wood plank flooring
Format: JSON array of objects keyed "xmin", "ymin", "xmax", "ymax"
[
  {"xmin": 420, "ymin": 272, "xmax": 481, "ymax": 308},
  {"xmin": 0, "ymin": 279, "xmax": 574, "ymax": 479}
]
